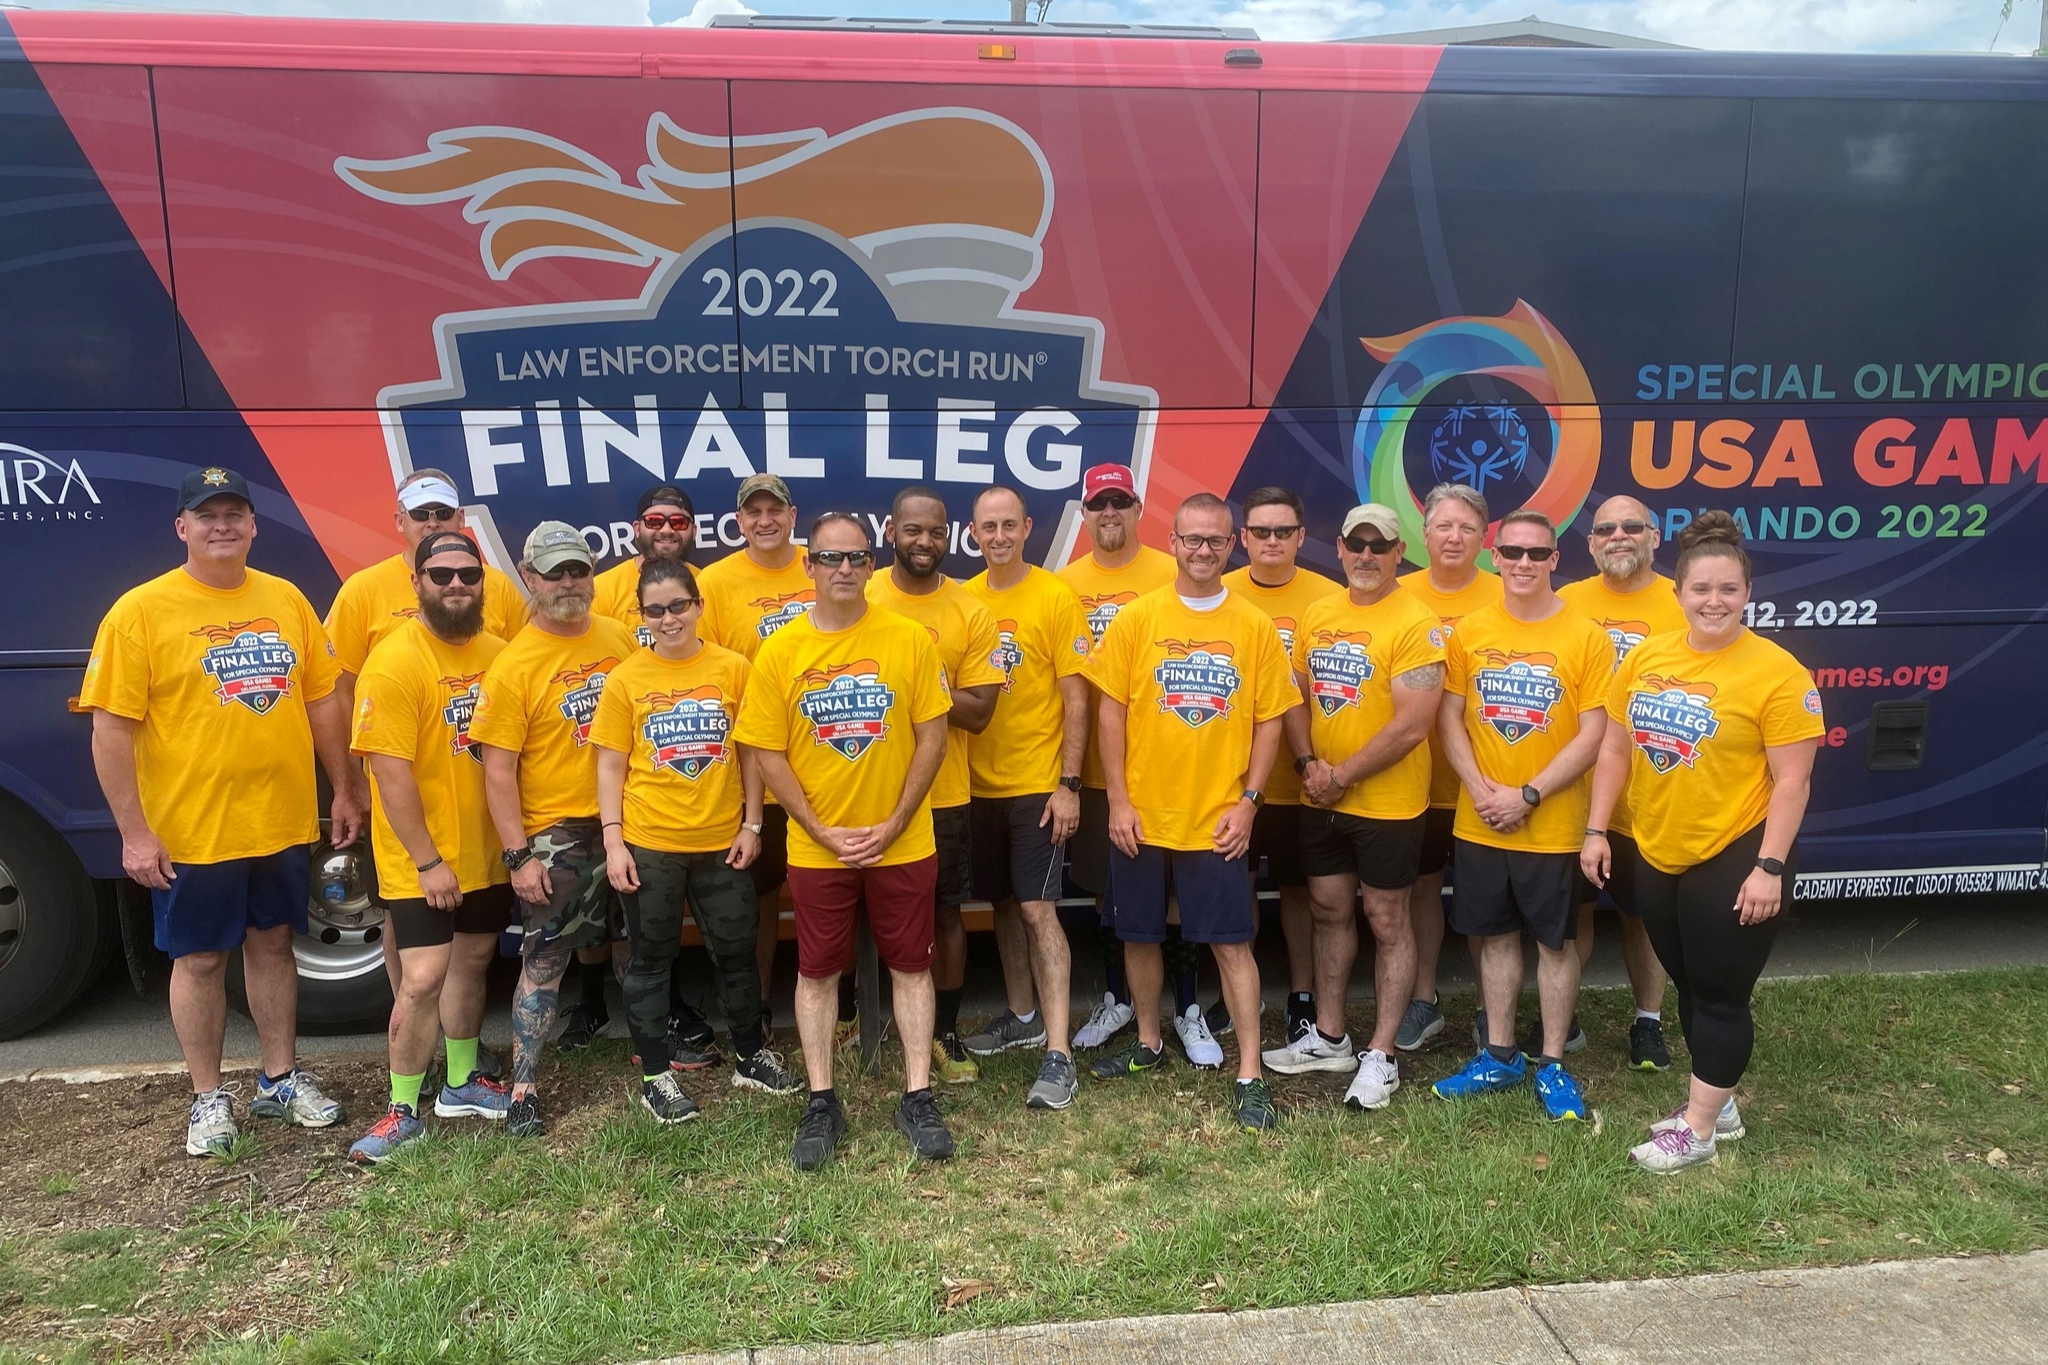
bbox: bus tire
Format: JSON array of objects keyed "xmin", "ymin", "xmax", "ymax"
[
  {"xmin": 226, "ymin": 840, "xmax": 392, "ymax": 1035},
  {"xmin": 0, "ymin": 797, "xmax": 110, "ymax": 1041}
]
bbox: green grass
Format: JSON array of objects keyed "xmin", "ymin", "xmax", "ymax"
[{"xmin": 7, "ymin": 967, "xmax": 2047, "ymax": 1363}]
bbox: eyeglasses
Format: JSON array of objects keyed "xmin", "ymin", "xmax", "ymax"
[
  {"xmin": 537, "ymin": 562, "xmax": 593, "ymax": 581},
  {"xmin": 639, "ymin": 512, "xmax": 691, "ymax": 530},
  {"xmin": 1341, "ymin": 533, "xmax": 1399, "ymax": 556},
  {"xmin": 808, "ymin": 549, "xmax": 875, "ymax": 569},
  {"xmin": 422, "ymin": 565, "xmax": 483, "ymax": 587},
  {"xmin": 1174, "ymin": 533, "xmax": 1232, "ymax": 553},
  {"xmin": 641, "ymin": 597, "xmax": 701, "ymax": 619},
  {"xmin": 406, "ymin": 506, "xmax": 459, "ymax": 524},
  {"xmin": 1084, "ymin": 493, "xmax": 1136, "ymax": 512},
  {"xmin": 1590, "ymin": 520, "xmax": 1651, "ymax": 538},
  {"xmin": 1494, "ymin": 544, "xmax": 1557, "ymax": 562},
  {"xmin": 1244, "ymin": 524, "xmax": 1302, "ymax": 541}
]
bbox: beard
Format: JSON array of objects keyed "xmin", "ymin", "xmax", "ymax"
[
  {"xmin": 1601, "ymin": 545, "xmax": 1646, "ymax": 580},
  {"xmin": 897, "ymin": 550, "xmax": 941, "ymax": 579},
  {"xmin": 420, "ymin": 593, "xmax": 485, "ymax": 639},
  {"xmin": 634, "ymin": 528, "xmax": 691, "ymax": 563},
  {"xmin": 1091, "ymin": 520, "xmax": 1128, "ymax": 553},
  {"xmin": 535, "ymin": 586, "xmax": 592, "ymax": 624}
]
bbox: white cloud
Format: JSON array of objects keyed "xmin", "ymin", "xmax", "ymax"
[{"xmin": 664, "ymin": 0, "xmax": 757, "ymax": 25}]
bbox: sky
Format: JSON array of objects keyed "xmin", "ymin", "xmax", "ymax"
[{"xmin": 4, "ymin": 0, "xmax": 2044, "ymax": 53}]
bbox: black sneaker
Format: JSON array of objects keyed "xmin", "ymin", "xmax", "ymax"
[
  {"xmin": 1519, "ymin": 1015, "xmax": 1587, "ymax": 1059},
  {"xmin": 1203, "ymin": 996, "xmax": 1234, "ymax": 1037},
  {"xmin": 791, "ymin": 1094, "xmax": 847, "ymax": 1172},
  {"xmin": 640, "ymin": 1072, "xmax": 701, "ymax": 1125},
  {"xmin": 557, "ymin": 1002, "xmax": 607, "ymax": 1051},
  {"xmin": 506, "ymin": 1093, "xmax": 545, "ymax": 1138},
  {"xmin": 1629, "ymin": 1017, "xmax": 1672, "ymax": 1071},
  {"xmin": 1236, "ymin": 1077, "xmax": 1279, "ymax": 1132},
  {"xmin": 1090, "ymin": 1039, "xmax": 1166, "ymax": 1080},
  {"xmin": 733, "ymin": 1047, "xmax": 803, "ymax": 1094},
  {"xmin": 668, "ymin": 1003, "xmax": 716, "ymax": 1052},
  {"xmin": 894, "ymin": 1089, "xmax": 956, "ymax": 1162}
]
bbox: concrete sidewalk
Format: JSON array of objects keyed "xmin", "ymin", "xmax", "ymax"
[{"xmin": 643, "ymin": 1250, "xmax": 2048, "ymax": 1365}]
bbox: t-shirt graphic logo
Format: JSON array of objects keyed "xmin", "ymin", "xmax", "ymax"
[
  {"xmin": 991, "ymin": 620, "xmax": 1024, "ymax": 693},
  {"xmin": 1306, "ymin": 630, "xmax": 1375, "ymax": 716},
  {"xmin": 553, "ymin": 658, "xmax": 619, "ymax": 746},
  {"xmin": 1600, "ymin": 618, "xmax": 1652, "ymax": 664},
  {"xmin": 440, "ymin": 673, "xmax": 485, "ymax": 762},
  {"xmin": 641, "ymin": 687, "xmax": 731, "ymax": 779},
  {"xmin": 1084, "ymin": 592, "xmax": 1138, "ymax": 644},
  {"xmin": 634, "ymin": 622, "xmax": 654, "ymax": 649},
  {"xmin": 1628, "ymin": 673, "xmax": 1722, "ymax": 773},
  {"xmin": 1272, "ymin": 617, "xmax": 1298, "ymax": 655},
  {"xmin": 797, "ymin": 659, "xmax": 896, "ymax": 761},
  {"xmin": 192, "ymin": 619, "xmax": 298, "ymax": 715},
  {"xmin": 1472, "ymin": 649, "xmax": 1562, "ymax": 744},
  {"xmin": 754, "ymin": 595, "xmax": 812, "ymax": 640},
  {"xmin": 1153, "ymin": 639, "xmax": 1240, "ymax": 729}
]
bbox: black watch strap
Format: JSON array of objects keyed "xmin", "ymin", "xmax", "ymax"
[
  {"xmin": 1058, "ymin": 775, "xmax": 1083, "ymax": 793},
  {"xmin": 1293, "ymin": 755, "xmax": 1313, "ymax": 776},
  {"xmin": 1756, "ymin": 856, "xmax": 1786, "ymax": 876},
  {"xmin": 502, "ymin": 845, "xmax": 534, "ymax": 871}
]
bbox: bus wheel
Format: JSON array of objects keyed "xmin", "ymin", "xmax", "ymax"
[
  {"xmin": 227, "ymin": 839, "xmax": 392, "ymax": 1034},
  {"xmin": 0, "ymin": 798, "xmax": 109, "ymax": 1041}
]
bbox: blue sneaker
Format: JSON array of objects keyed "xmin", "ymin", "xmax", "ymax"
[
  {"xmin": 1430, "ymin": 1049, "xmax": 1527, "ymax": 1100},
  {"xmin": 348, "ymin": 1104, "xmax": 425, "ymax": 1164},
  {"xmin": 434, "ymin": 1072, "xmax": 512, "ymax": 1120},
  {"xmin": 1533, "ymin": 1061, "xmax": 1588, "ymax": 1122}
]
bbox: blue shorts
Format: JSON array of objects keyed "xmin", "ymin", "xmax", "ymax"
[
  {"xmin": 151, "ymin": 846, "xmax": 311, "ymax": 959},
  {"xmin": 1107, "ymin": 845, "xmax": 1254, "ymax": 945}
]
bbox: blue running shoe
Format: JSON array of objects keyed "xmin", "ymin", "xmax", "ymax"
[
  {"xmin": 1533, "ymin": 1061, "xmax": 1588, "ymax": 1122},
  {"xmin": 349, "ymin": 1104, "xmax": 424, "ymax": 1164},
  {"xmin": 1430, "ymin": 1049, "xmax": 1527, "ymax": 1100},
  {"xmin": 434, "ymin": 1072, "xmax": 512, "ymax": 1120},
  {"xmin": 251, "ymin": 1068, "xmax": 344, "ymax": 1128}
]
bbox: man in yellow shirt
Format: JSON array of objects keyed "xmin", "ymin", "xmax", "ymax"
[
  {"xmin": 1083, "ymin": 493, "xmax": 1298, "ymax": 1133},
  {"xmin": 733, "ymin": 514, "xmax": 952, "ymax": 1171},
  {"xmin": 471, "ymin": 522, "xmax": 638, "ymax": 1137},
  {"xmin": 958, "ymin": 485, "xmax": 1093, "ymax": 1109},
  {"xmin": 1430, "ymin": 511, "xmax": 1611, "ymax": 1122},
  {"xmin": 346, "ymin": 532, "xmax": 514, "ymax": 1163},
  {"xmin": 1058, "ymin": 463, "xmax": 1177, "ymax": 1052},
  {"xmin": 592, "ymin": 484, "xmax": 697, "ymax": 648},
  {"xmin": 1392, "ymin": 483, "xmax": 1502, "ymax": 1053},
  {"xmin": 83, "ymin": 466, "xmax": 363, "ymax": 1158},
  {"xmin": 1217, "ymin": 486, "xmax": 1341, "ymax": 1048},
  {"xmin": 1268, "ymin": 504, "xmax": 1444, "ymax": 1112},
  {"xmin": 867, "ymin": 487, "xmax": 1004, "ymax": 1087},
  {"xmin": 1559, "ymin": 495, "xmax": 1687, "ymax": 1071}
]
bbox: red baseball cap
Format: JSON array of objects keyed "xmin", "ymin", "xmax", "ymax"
[{"xmin": 1081, "ymin": 464, "xmax": 1138, "ymax": 502}]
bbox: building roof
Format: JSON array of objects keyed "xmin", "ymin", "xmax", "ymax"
[{"xmin": 1339, "ymin": 15, "xmax": 1689, "ymax": 50}]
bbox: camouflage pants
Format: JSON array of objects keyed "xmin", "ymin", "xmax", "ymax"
[
  {"xmin": 621, "ymin": 846, "xmax": 763, "ymax": 1069},
  {"xmin": 517, "ymin": 819, "xmax": 611, "ymax": 955}
]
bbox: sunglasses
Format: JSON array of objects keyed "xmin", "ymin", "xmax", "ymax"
[
  {"xmin": 1590, "ymin": 520, "xmax": 1651, "ymax": 538},
  {"xmin": 641, "ymin": 597, "xmax": 701, "ymax": 619},
  {"xmin": 1494, "ymin": 544, "xmax": 1557, "ymax": 562},
  {"xmin": 639, "ymin": 512, "xmax": 691, "ymax": 530},
  {"xmin": 1174, "ymin": 533, "xmax": 1233, "ymax": 553},
  {"xmin": 1244, "ymin": 524, "xmax": 1302, "ymax": 541},
  {"xmin": 422, "ymin": 565, "xmax": 483, "ymax": 587},
  {"xmin": 1083, "ymin": 493, "xmax": 1136, "ymax": 511},
  {"xmin": 1341, "ymin": 533, "xmax": 1399, "ymax": 555},
  {"xmin": 537, "ymin": 562, "xmax": 593, "ymax": 581},
  {"xmin": 406, "ymin": 506, "xmax": 459, "ymax": 524},
  {"xmin": 808, "ymin": 549, "xmax": 875, "ymax": 569}
]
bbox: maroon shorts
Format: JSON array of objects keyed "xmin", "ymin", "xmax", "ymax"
[{"xmin": 787, "ymin": 857, "xmax": 938, "ymax": 978}]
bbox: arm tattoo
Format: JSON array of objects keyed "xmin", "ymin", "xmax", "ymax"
[{"xmin": 1398, "ymin": 662, "xmax": 1446, "ymax": 690}]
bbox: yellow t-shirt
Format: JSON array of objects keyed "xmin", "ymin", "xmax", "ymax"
[
  {"xmin": 591, "ymin": 556, "xmax": 651, "ymax": 648},
  {"xmin": 732, "ymin": 607, "xmax": 951, "ymax": 869},
  {"xmin": 865, "ymin": 574, "xmax": 1007, "ymax": 809},
  {"xmin": 1610, "ymin": 630, "xmax": 1825, "ymax": 873},
  {"xmin": 467, "ymin": 617, "xmax": 637, "ymax": 837},
  {"xmin": 1222, "ymin": 566, "xmax": 1343, "ymax": 805},
  {"xmin": 1559, "ymin": 573, "xmax": 1688, "ymax": 835},
  {"xmin": 698, "ymin": 550, "xmax": 814, "ymax": 662},
  {"xmin": 350, "ymin": 621, "xmax": 509, "ymax": 901},
  {"xmin": 960, "ymin": 566, "xmax": 1093, "ymax": 800},
  {"xmin": 1082, "ymin": 588, "xmax": 1299, "ymax": 852},
  {"xmin": 1059, "ymin": 545, "xmax": 1179, "ymax": 788},
  {"xmin": 588, "ymin": 642, "xmax": 751, "ymax": 854},
  {"xmin": 1443, "ymin": 600, "xmax": 1615, "ymax": 854},
  {"xmin": 80, "ymin": 567, "xmax": 340, "ymax": 863},
  {"xmin": 1398, "ymin": 568, "xmax": 1505, "ymax": 808},
  {"xmin": 324, "ymin": 553, "xmax": 525, "ymax": 675},
  {"xmin": 1292, "ymin": 587, "xmax": 1446, "ymax": 821}
]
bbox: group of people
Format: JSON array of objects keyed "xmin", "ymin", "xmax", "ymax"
[{"xmin": 83, "ymin": 456, "xmax": 1822, "ymax": 1178}]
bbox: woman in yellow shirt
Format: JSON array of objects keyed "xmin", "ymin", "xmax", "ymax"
[{"xmin": 1582, "ymin": 512, "xmax": 1824, "ymax": 1174}]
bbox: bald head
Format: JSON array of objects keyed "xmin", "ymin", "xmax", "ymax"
[{"xmin": 1587, "ymin": 494, "xmax": 1660, "ymax": 585}]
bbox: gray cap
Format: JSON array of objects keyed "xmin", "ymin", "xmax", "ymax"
[
  {"xmin": 523, "ymin": 520, "xmax": 594, "ymax": 573},
  {"xmin": 1341, "ymin": 503, "xmax": 1402, "ymax": 541}
]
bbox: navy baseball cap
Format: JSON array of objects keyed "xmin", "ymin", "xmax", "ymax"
[{"xmin": 177, "ymin": 466, "xmax": 252, "ymax": 512}]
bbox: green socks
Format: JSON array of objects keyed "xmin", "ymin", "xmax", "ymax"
[
  {"xmin": 445, "ymin": 1036, "xmax": 480, "ymax": 1089},
  {"xmin": 391, "ymin": 1070, "xmax": 426, "ymax": 1112}
]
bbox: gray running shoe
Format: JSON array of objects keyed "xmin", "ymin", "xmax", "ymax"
[
  {"xmin": 895, "ymin": 1089, "xmax": 956, "ymax": 1161},
  {"xmin": 186, "ymin": 1087, "xmax": 239, "ymax": 1158},
  {"xmin": 640, "ymin": 1072, "xmax": 701, "ymax": 1125},
  {"xmin": 250, "ymin": 1069, "xmax": 343, "ymax": 1128},
  {"xmin": 1395, "ymin": 997, "xmax": 1445, "ymax": 1052},
  {"xmin": 961, "ymin": 1009, "xmax": 1047, "ymax": 1057},
  {"xmin": 1025, "ymin": 1050, "xmax": 1080, "ymax": 1110},
  {"xmin": 733, "ymin": 1048, "xmax": 803, "ymax": 1095}
]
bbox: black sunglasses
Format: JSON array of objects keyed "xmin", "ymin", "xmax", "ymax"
[
  {"xmin": 538, "ymin": 562, "xmax": 593, "ymax": 581},
  {"xmin": 422, "ymin": 565, "xmax": 483, "ymax": 587},
  {"xmin": 641, "ymin": 597, "xmax": 701, "ymax": 619},
  {"xmin": 406, "ymin": 506, "xmax": 459, "ymax": 524},
  {"xmin": 1245, "ymin": 524, "xmax": 1302, "ymax": 540},
  {"xmin": 1495, "ymin": 544, "xmax": 1557, "ymax": 562},
  {"xmin": 1590, "ymin": 520, "xmax": 1651, "ymax": 538},
  {"xmin": 1083, "ymin": 492, "xmax": 1136, "ymax": 511},
  {"xmin": 808, "ymin": 549, "xmax": 875, "ymax": 569},
  {"xmin": 1341, "ymin": 533, "xmax": 1399, "ymax": 556}
]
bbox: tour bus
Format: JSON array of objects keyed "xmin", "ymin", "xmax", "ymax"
[{"xmin": 2, "ymin": 11, "xmax": 2044, "ymax": 1038}]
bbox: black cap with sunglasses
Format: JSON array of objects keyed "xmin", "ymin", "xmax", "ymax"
[
  {"xmin": 636, "ymin": 484, "xmax": 694, "ymax": 518},
  {"xmin": 413, "ymin": 531, "xmax": 486, "ymax": 586}
]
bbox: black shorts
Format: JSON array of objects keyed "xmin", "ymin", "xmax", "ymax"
[
  {"xmin": 1250, "ymin": 803, "xmax": 1306, "ymax": 889},
  {"xmin": 969, "ymin": 793, "xmax": 1064, "ymax": 906},
  {"xmin": 1109, "ymin": 845, "xmax": 1254, "ymax": 945},
  {"xmin": 933, "ymin": 804, "xmax": 974, "ymax": 910},
  {"xmin": 387, "ymin": 883, "xmax": 515, "ymax": 950},
  {"xmin": 1417, "ymin": 806, "xmax": 1456, "ymax": 877},
  {"xmin": 1068, "ymin": 786, "xmax": 1111, "ymax": 896},
  {"xmin": 1448, "ymin": 839, "xmax": 1583, "ymax": 952},
  {"xmin": 1602, "ymin": 830, "xmax": 1643, "ymax": 914},
  {"xmin": 748, "ymin": 805, "xmax": 790, "ymax": 897},
  {"xmin": 1300, "ymin": 809, "xmax": 1426, "ymax": 891}
]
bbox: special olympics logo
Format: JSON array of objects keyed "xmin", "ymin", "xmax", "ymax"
[{"xmin": 1352, "ymin": 301, "xmax": 1599, "ymax": 568}]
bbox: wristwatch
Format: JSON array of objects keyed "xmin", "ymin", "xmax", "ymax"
[
  {"xmin": 1242, "ymin": 789, "xmax": 1264, "ymax": 808},
  {"xmin": 742, "ymin": 822, "xmax": 764, "ymax": 835},
  {"xmin": 1293, "ymin": 755, "xmax": 1313, "ymax": 776},
  {"xmin": 1756, "ymin": 856, "xmax": 1786, "ymax": 876},
  {"xmin": 502, "ymin": 845, "xmax": 534, "ymax": 872},
  {"xmin": 1521, "ymin": 784, "xmax": 1543, "ymax": 808},
  {"xmin": 1058, "ymin": 774, "xmax": 1084, "ymax": 793}
]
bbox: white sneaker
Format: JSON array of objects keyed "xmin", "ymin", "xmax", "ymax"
[
  {"xmin": 1172, "ymin": 1003, "xmax": 1224, "ymax": 1069},
  {"xmin": 1630, "ymin": 1126, "xmax": 1718, "ymax": 1174},
  {"xmin": 1650, "ymin": 1098, "xmax": 1745, "ymax": 1141},
  {"xmin": 250, "ymin": 1068, "xmax": 345, "ymax": 1128},
  {"xmin": 1262, "ymin": 1028, "xmax": 1358, "ymax": 1075},
  {"xmin": 1074, "ymin": 993, "xmax": 1136, "ymax": 1050},
  {"xmin": 186, "ymin": 1086, "xmax": 240, "ymax": 1158},
  {"xmin": 1343, "ymin": 1049, "xmax": 1401, "ymax": 1110}
]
